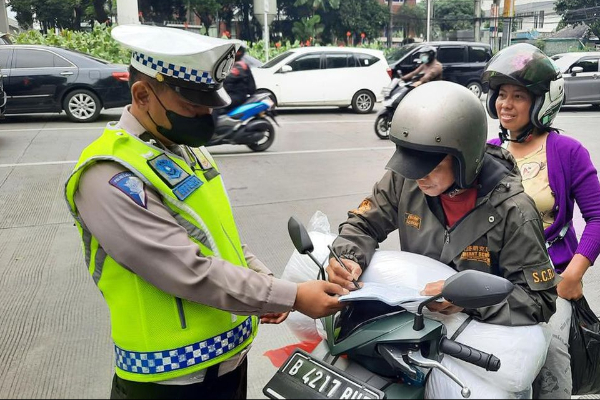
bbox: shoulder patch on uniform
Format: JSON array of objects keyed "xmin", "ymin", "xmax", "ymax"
[{"xmin": 109, "ymin": 172, "xmax": 147, "ymax": 208}]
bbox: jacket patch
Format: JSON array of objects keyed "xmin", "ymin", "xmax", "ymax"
[
  {"xmin": 109, "ymin": 172, "xmax": 147, "ymax": 208},
  {"xmin": 351, "ymin": 199, "xmax": 372, "ymax": 215},
  {"xmin": 460, "ymin": 245, "xmax": 491, "ymax": 266},
  {"xmin": 404, "ymin": 213, "xmax": 421, "ymax": 229},
  {"xmin": 524, "ymin": 263, "xmax": 558, "ymax": 291}
]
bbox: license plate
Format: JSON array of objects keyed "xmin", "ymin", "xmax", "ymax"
[{"xmin": 263, "ymin": 349, "xmax": 385, "ymax": 399}]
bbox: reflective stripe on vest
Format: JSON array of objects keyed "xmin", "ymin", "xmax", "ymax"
[{"xmin": 115, "ymin": 317, "xmax": 252, "ymax": 374}]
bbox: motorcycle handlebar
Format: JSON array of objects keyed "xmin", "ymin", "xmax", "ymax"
[{"xmin": 439, "ymin": 337, "xmax": 501, "ymax": 372}]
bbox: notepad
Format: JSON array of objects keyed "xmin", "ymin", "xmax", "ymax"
[{"xmin": 338, "ymin": 282, "xmax": 432, "ymax": 307}]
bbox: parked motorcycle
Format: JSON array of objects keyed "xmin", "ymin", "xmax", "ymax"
[
  {"xmin": 263, "ymin": 217, "xmax": 514, "ymax": 399},
  {"xmin": 374, "ymin": 72, "xmax": 424, "ymax": 140},
  {"xmin": 207, "ymin": 92, "xmax": 277, "ymax": 152}
]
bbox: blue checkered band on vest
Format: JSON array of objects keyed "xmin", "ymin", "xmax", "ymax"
[
  {"xmin": 115, "ymin": 317, "xmax": 252, "ymax": 374},
  {"xmin": 133, "ymin": 52, "xmax": 215, "ymax": 85}
]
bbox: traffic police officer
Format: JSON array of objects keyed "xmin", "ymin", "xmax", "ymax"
[
  {"xmin": 327, "ymin": 81, "xmax": 558, "ymax": 326},
  {"xmin": 64, "ymin": 25, "xmax": 346, "ymax": 399}
]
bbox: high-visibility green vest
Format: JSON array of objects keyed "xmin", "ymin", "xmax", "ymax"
[{"xmin": 65, "ymin": 126, "xmax": 258, "ymax": 383}]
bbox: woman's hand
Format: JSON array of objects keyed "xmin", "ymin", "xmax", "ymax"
[
  {"xmin": 557, "ymin": 254, "xmax": 590, "ymax": 300},
  {"xmin": 421, "ymin": 280, "xmax": 464, "ymax": 315}
]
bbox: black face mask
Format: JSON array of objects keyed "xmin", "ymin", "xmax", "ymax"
[{"xmin": 146, "ymin": 86, "xmax": 215, "ymax": 147}]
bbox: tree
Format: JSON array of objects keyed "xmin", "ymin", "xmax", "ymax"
[
  {"xmin": 555, "ymin": 0, "xmax": 600, "ymax": 40},
  {"xmin": 322, "ymin": 0, "xmax": 388, "ymax": 44},
  {"xmin": 294, "ymin": 0, "xmax": 340, "ymax": 12},
  {"xmin": 433, "ymin": 0, "xmax": 475, "ymax": 32},
  {"xmin": 292, "ymin": 14, "xmax": 324, "ymax": 43},
  {"xmin": 393, "ymin": 2, "xmax": 426, "ymax": 39},
  {"xmin": 8, "ymin": 0, "xmax": 87, "ymax": 31}
]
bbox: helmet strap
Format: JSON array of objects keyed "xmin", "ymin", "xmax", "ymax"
[{"xmin": 499, "ymin": 123, "xmax": 534, "ymax": 144}]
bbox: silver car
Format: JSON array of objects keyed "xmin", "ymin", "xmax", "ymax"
[{"xmin": 552, "ymin": 52, "xmax": 600, "ymax": 106}]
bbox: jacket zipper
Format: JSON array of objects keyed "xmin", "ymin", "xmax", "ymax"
[{"xmin": 176, "ymin": 297, "xmax": 187, "ymax": 329}]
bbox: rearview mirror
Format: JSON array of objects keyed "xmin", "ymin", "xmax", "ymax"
[
  {"xmin": 442, "ymin": 270, "xmax": 514, "ymax": 309},
  {"xmin": 288, "ymin": 216, "xmax": 314, "ymax": 255},
  {"xmin": 280, "ymin": 65, "xmax": 293, "ymax": 73},
  {"xmin": 413, "ymin": 269, "xmax": 514, "ymax": 331},
  {"xmin": 571, "ymin": 66, "xmax": 583, "ymax": 76}
]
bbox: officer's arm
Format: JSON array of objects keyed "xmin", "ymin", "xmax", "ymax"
[
  {"xmin": 242, "ymin": 244, "xmax": 272, "ymax": 275},
  {"xmin": 74, "ymin": 162, "xmax": 296, "ymax": 315},
  {"xmin": 465, "ymin": 219, "xmax": 558, "ymax": 325},
  {"xmin": 332, "ymin": 170, "xmax": 404, "ymax": 269}
]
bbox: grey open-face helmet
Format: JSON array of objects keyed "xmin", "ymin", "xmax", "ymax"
[{"xmin": 386, "ymin": 81, "xmax": 487, "ymax": 188}]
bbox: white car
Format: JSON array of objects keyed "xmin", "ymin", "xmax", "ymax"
[{"xmin": 251, "ymin": 47, "xmax": 391, "ymax": 113}]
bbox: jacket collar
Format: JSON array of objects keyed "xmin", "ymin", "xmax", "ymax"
[{"xmin": 477, "ymin": 144, "xmax": 524, "ymax": 207}]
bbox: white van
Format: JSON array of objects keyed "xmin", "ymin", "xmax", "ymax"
[{"xmin": 251, "ymin": 47, "xmax": 391, "ymax": 114}]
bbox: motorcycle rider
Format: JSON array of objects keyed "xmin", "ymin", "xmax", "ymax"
[
  {"xmin": 222, "ymin": 45, "xmax": 256, "ymax": 113},
  {"xmin": 328, "ymin": 81, "xmax": 558, "ymax": 326},
  {"xmin": 399, "ymin": 45, "xmax": 443, "ymax": 87}
]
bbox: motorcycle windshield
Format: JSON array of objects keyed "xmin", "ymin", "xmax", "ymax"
[{"xmin": 334, "ymin": 301, "xmax": 406, "ymax": 344}]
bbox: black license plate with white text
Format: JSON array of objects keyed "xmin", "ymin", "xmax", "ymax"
[{"xmin": 263, "ymin": 349, "xmax": 385, "ymax": 399}]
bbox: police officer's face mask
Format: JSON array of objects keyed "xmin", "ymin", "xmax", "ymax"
[{"xmin": 146, "ymin": 85, "xmax": 215, "ymax": 147}]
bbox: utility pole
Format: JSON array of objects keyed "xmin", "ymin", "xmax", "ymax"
[
  {"xmin": 116, "ymin": 0, "xmax": 141, "ymax": 25},
  {"xmin": 0, "ymin": 0, "xmax": 9, "ymax": 34},
  {"xmin": 501, "ymin": 0, "xmax": 514, "ymax": 49},
  {"xmin": 387, "ymin": 0, "xmax": 393, "ymax": 48},
  {"xmin": 474, "ymin": 0, "xmax": 482, "ymax": 42},
  {"xmin": 426, "ymin": 0, "xmax": 432, "ymax": 42}
]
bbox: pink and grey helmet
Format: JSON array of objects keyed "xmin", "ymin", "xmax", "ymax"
[{"xmin": 482, "ymin": 43, "xmax": 564, "ymax": 133}]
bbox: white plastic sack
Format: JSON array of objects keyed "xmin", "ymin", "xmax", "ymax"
[
  {"xmin": 362, "ymin": 251, "xmax": 551, "ymax": 395},
  {"xmin": 281, "ymin": 211, "xmax": 336, "ymax": 342}
]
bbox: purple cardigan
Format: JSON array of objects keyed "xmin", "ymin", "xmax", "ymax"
[{"xmin": 490, "ymin": 131, "xmax": 600, "ymax": 271}]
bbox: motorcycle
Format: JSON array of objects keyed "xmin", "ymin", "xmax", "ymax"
[
  {"xmin": 374, "ymin": 72, "xmax": 424, "ymax": 140},
  {"xmin": 263, "ymin": 217, "xmax": 514, "ymax": 399},
  {"xmin": 208, "ymin": 92, "xmax": 278, "ymax": 152}
]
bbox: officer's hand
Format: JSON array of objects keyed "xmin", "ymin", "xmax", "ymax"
[
  {"xmin": 260, "ymin": 312, "xmax": 290, "ymax": 324},
  {"xmin": 413, "ymin": 80, "xmax": 423, "ymax": 87},
  {"xmin": 326, "ymin": 257, "xmax": 363, "ymax": 291},
  {"xmin": 294, "ymin": 281, "xmax": 348, "ymax": 319},
  {"xmin": 421, "ymin": 280, "xmax": 463, "ymax": 315}
]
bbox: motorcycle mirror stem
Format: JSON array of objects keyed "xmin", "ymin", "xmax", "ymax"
[{"xmin": 287, "ymin": 216, "xmax": 326, "ymax": 281}]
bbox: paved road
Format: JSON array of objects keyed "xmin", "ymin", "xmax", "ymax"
[{"xmin": 0, "ymin": 103, "xmax": 598, "ymax": 398}]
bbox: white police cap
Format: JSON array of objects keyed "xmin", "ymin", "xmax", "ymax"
[{"xmin": 112, "ymin": 24, "xmax": 241, "ymax": 107}]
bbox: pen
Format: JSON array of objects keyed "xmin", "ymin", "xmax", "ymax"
[{"xmin": 328, "ymin": 245, "xmax": 361, "ymax": 289}]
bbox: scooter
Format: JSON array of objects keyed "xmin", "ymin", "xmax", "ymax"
[
  {"xmin": 207, "ymin": 92, "xmax": 278, "ymax": 152},
  {"xmin": 374, "ymin": 72, "xmax": 424, "ymax": 140},
  {"xmin": 263, "ymin": 217, "xmax": 514, "ymax": 399}
]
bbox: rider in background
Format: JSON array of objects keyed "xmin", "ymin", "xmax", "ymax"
[
  {"xmin": 223, "ymin": 46, "xmax": 256, "ymax": 113},
  {"xmin": 400, "ymin": 45, "xmax": 443, "ymax": 87}
]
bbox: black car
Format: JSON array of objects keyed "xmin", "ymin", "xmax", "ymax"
[
  {"xmin": 0, "ymin": 45, "xmax": 131, "ymax": 122},
  {"xmin": 387, "ymin": 41, "xmax": 492, "ymax": 98}
]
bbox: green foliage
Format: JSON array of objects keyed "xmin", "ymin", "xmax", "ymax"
[
  {"xmin": 555, "ymin": 0, "xmax": 600, "ymax": 40},
  {"xmin": 394, "ymin": 3, "xmax": 426, "ymax": 38},
  {"xmin": 292, "ymin": 15, "xmax": 325, "ymax": 43},
  {"xmin": 433, "ymin": 0, "xmax": 475, "ymax": 32},
  {"xmin": 294, "ymin": 0, "xmax": 340, "ymax": 12},
  {"xmin": 14, "ymin": 24, "xmax": 131, "ymax": 64},
  {"xmin": 329, "ymin": 0, "xmax": 388, "ymax": 41}
]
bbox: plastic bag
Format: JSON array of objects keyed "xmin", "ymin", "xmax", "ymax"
[
  {"xmin": 281, "ymin": 211, "xmax": 336, "ymax": 342},
  {"xmin": 569, "ymin": 296, "xmax": 600, "ymax": 395},
  {"xmin": 363, "ymin": 251, "xmax": 551, "ymax": 394}
]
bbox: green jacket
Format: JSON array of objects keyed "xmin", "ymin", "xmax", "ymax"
[{"xmin": 333, "ymin": 145, "xmax": 558, "ymax": 326}]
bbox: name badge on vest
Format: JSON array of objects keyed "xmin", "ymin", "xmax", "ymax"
[{"xmin": 191, "ymin": 147, "xmax": 220, "ymax": 181}]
